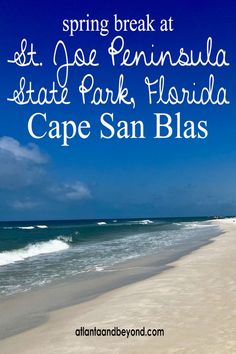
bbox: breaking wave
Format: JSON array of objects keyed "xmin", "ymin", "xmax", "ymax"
[{"xmin": 0, "ymin": 239, "xmax": 70, "ymax": 266}]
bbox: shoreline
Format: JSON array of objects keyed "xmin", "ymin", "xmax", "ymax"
[
  {"xmin": 0, "ymin": 221, "xmax": 220, "ymax": 340},
  {"xmin": 1, "ymin": 219, "xmax": 236, "ymax": 353}
]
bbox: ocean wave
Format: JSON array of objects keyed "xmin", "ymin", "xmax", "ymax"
[
  {"xmin": 17, "ymin": 226, "xmax": 35, "ymax": 230},
  {"xmin": 0, "ymin": 239, "xmax": 69, "ymax": 266},
  {"xmin": 141, "ymin": 219, "xmax": 154, "ymax": 225},
  {"xmin": 133, "ymin": 219, "xmax": 154, "ymax": 225},
  {"xmin": 3, "ymin": 225, "xmax": 48, "ymax": 230},
  {"xmin": 183, "ymin": 222, "xmax": 214, "ymax": 229},
  {"xmin": 95, "ymin": 266, "xmax": 104, "ymax": 271},
  {"xmin": 97, "ymin": 222, "xmax": 107, "ymax": 225}
]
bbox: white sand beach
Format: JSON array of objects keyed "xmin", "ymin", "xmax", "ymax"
[{"xmin": 1, "ymin": 218, "xmax": 236, "ymax": 354}]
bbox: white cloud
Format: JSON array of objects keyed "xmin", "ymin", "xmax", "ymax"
[
  {"xmin": 0, "ymin": 137, "xmax": 48, "ymax": 190},
  {"xmin": 0, "ymin": 137, "xmax": 91, "ymax": 213},
  {"xmin": 50, "ymin": 181, "xmax": 92, "ymax": 201},
  {"xmin": 11, "ymin": 199, "xmax": 40, "ymax": 210},
  {"xmin": 0, "ymin": 136, "xmax": 48, "ymax": 164}
]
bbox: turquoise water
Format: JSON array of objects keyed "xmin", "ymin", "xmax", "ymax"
[{"xmin": 0, "ymin": 217, "xmax": 219, "ymax": 296}]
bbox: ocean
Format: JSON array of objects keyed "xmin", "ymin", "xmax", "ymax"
[{"xmin": 0, "ymin": 217, "xmax": 220, "ymax": 297}]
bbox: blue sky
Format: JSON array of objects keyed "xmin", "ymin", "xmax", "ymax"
[{"xmin": 0, "ymin": 0, "xmax": 236, "ymax": 220}]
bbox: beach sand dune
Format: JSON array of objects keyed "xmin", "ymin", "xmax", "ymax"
[{"xmin": 1, "ymin": 219, "xmax": 236, "ymax": 353}]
